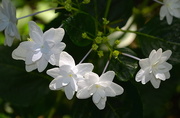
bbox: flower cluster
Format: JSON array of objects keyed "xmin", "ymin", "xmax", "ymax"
[
  {"xmin": 47, "ymin": 52, "xmax": 124, "ymax": 109},
  {"xmin": 11, "ymin": 20, "xmax": 124, "ymax": 109},
  {"xmin": 1, "ymin": 0, "xmax": 174, "ymax": 110}
]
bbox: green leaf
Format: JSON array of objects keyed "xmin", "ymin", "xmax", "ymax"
[
  {"xmin": 82, "ymin": 0, "xmax": 134, "ymax": 27},
  {"xmin": 63, "ymin": 13, "xmax": 95, "ymax": 46},
  {"xmin": 138, "ymin": 17, "xmax": 180, "ymax": 64},
  {"xmin": 109, "ymin": 48, "xmax": 138, "ymax": 81},
  {"xmin": 73, "ymin": 81, "xmax": 143, "ymax": 118},
  {"xmin": 0, "ymin": 46, "xmax": 50, "ymax": 107}
]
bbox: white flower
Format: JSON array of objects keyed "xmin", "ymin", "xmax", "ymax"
[
  {"xmin": 159, "ymin": 0, "xmax": 180, "ymax": 24},
  {"xmin": 0, "ymin": 0, "xmax": 20, "ymax": 46},
  {"xmin": 76, "ymin": 71, "xmax": 124, "ymax": 110},
  {"xmin": 135, "ymin": 48, "xmax": 172, "ymax": 88},
  {"xmin": 12, "ymin": 21, "xmax": 66, "ymax": 72},
  {"xmin": 47, "ymin": 51, "xmax": 94, "ymax": 100}
]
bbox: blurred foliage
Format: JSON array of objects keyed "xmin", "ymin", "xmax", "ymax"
[{"xmin": 0, "ymin": 0, "xmax": 180, "ymax": 118}]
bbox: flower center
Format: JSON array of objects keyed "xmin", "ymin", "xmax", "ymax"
[
  {"xmin": 68, "ymin": 74, "xmax": 73, "ymax": 77},
  {"xmin": 27, "ymin": 38, "xmax": 33, "ymax": 41},
  {"xmin": 95, "ymin": 84, "xmax": 101, "ymax": 88}
]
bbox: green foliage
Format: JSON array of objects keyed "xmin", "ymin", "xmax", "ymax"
[
  {"xmin": 0, "ymin": 0, "xmax": 179, "ymax": 118},
  {"xmin": 138, "ymin": 17, "xmax": 180, "ymax": 64},
  {"xmin": 63, "ymin": 13, "xmax": 95, "ymax": 46}
]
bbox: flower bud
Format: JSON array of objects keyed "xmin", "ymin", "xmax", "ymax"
[
  {"xmin": 113, "ymin": 50, "xmax": 120, "ymax": 58},
  {"xmin": 92, "ymin": 44, "xmax": 98, "ymax": 50},
  {"xmin": 95, "ymin": 37, "xmax": 102, "ymax": 44},
  {"xmin": 102, "ymin": 18, "xmax": 109, "ymax": 25},
  {"xmin": 98, "ymin": 51, "xmax": 104, "ymax": 57}
]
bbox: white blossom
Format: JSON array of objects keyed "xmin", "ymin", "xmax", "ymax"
[
  {"xmin": 77, "ymin": 71, "xmax": 124, "ymax": 110},
  {"xmin": 47, "ymin": 51, "xmax": 94, "ymax": 100},
  {"xmin": 159, "ymin": 0, "xmax": 180, "ymax": 24},
  {"xmin": 135, "ymin": 48, "xmax": 172, "ymax": 88},
  {"xmin": 0, "ymin": 0, "xmax": 20, "ymax": 46},
  {"xmin": 12, "ymin": 21, "xmax": 66, "ymax": 72}
]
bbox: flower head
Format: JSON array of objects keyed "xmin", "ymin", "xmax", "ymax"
[
  {"xmin": 159, "ymin": 0, "xmax": 180, "ymax": 24},
  {"xmin": 12, "ymin": 21, "xmax": 66, "ymax": 72},
  {"xmin": 47, "ymin": 51, "xmax": 94, "ymax": 100},
  {"xmin": 77, "ymin": 71, "xmax": 124, "ymax": 110},
  {"xmin": 0, "ymin": 0, "xmax": 20, "ymax": 46},
  {"xmin": 135, "ymin": 48, "xmax": 172, "ymax": 88}
]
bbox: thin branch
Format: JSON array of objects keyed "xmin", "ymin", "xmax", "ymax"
[
  {"xmin": 79, "ymin": 49, "xmax": 92, "ymax": 64},
  {"xmin": 17, "ymin": 7, "xmax": 64, "ymax": 20},
  {"xmin": 121, "ymin": 52, "xmax": 140, "ymax": 61}
]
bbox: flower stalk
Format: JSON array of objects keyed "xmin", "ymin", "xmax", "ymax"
[
  {"xmin": 17, "ymin": 7, "xmax": 64, "ymax": 20},
  {"xmin": 79, "ymin": 48, "xmax": 92, "ymax": 64},
  {"xmin": 121, "ymin": 52, "xmax": 140, "ymax": 61},
  {"xmin": 153, "ymin": 0, "xmax": 164, "ymax": 5}
]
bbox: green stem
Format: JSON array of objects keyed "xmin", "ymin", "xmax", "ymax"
[
  {"xmin": 94, "ymin": 0, "xmax": 98, "ymax": 33},
  {"xmin": 118, "ymin": 28, "xmax": 180, "ymax": 46},
  {"xmin": 104, "ymin": 0, "xmax": 112, "ymax": 18}
]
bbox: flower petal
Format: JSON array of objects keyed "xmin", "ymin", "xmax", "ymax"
[
  {"xmin": 46, "ymin": 68, "xmax": 61, "ymax": 78},
  {"xmin": 93, "ymin": 92, "xmax": 101, "ymax": 104},
  {"xmin": 150, "ymin": 48, "xmax": 162, "ymax": 64},
  {"xmin": 64, "ymin": 84, "xmax": 75, "ymax": 100},
  {"xmin": 104, "ymin": 87, "xmax": 116, "ymax": 97},
  {"xmin": 0, "ymin": 11, "xmax": 9, "ymax": 31},
  {"xmin": 139, "ymin": 58, "xmax": 150, "ymax": 69},
  {"xmin": 70, "ymin": 77, "xmax": 78, "ymax": 91},
  {"xmin": 59, "ymin": 51, "xmax": 75, "ymax": 67},
  {"xmin": 76, "ymin": 63, "xmax": 94, "ymax": 75},
  {"xmin": 49, "ymin": 76, "xmax": 64, "ymax": 90},
  {"xmin": 8, "ymin": 0, "xmax": 17, "ymax": 23},
  {"xmin": 164, "ymin": 71, "xmax": 170, "ymax": 79},
  {"xmin": 100, "ymin": 71, "xmax": 115, "ymax": 82},
  {"xmin": 29, "ymin": 21, "xmax": 43, "ymax": 44},
  {"xmin": 150, "ymin": 75, "xmax": 161, "ymax": 89},
  {"xmin": 155, "ymin": 72, "xmax": 166, "ymax": 80},
  {"xmin": 2, "ymin": 0, "xmax": 10, "ymax": 17},
  {"xmin": 76, "ymin": 87, "xmax": 91, "ymax": 99},
  {"xmin": 43, "ymin": 28, "xmax": 65, "ymax": 43},
  {"xmin": 36, "ymin": 55, "xmax": 48, "ymax": 72},
  {"xmin": 4, "ymin": 26, "xmax": 15, "ymax": 46},
  {"xmin": 161, "ymin": 50, "xmax": 172, "ymax": 62},
  {"xmin": 160, "ymin": 6, "xmax": 168, "ymax": 20},
  {"xmin": 166, "ymin": 12, "xmax": 173, "ymax": 25},
  {"xmin": 12, "ymin": 43, "xmax": 28, "ymax": 61},
  {"xmin": 32, "ymin": 50, "xmax": 42, "ymax": 62},
  {"xmin": 135, "ymin": 69, "xmax": 145, "ymax": 82},
  {"xmin": 109, "ymin": 83, "xmax": 124, "ymax": 95},
  {"xmin": 84, "ymin": 72, "xmax": 99, "ymax": 85},
  {"xmin": 95, "ymin": 97, "xmax": 107, "ymax": 110},
  {"xmin": 25, "ymin": 63, "xmax": 37, "ymax": 72}
]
